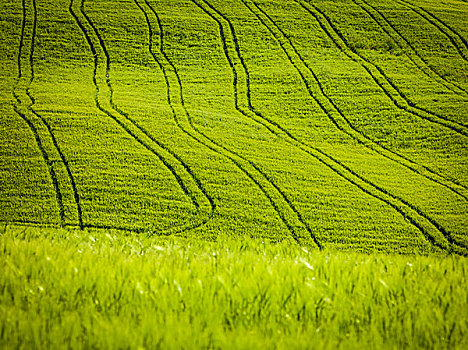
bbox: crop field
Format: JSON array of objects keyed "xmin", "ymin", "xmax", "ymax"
[
  {"xmin": 0, "ymin": 228, "xmax": 466, "ymax": 349},
  {"xmin": 0, "ymin": 0, "xmax": 467, "ymax": 348},
  {"xmin": 1, "ymin": 0, "xmax": 467, "ymax": 253}
]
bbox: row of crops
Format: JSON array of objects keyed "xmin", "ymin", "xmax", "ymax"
[{"xmin": 0, "ymin": 0, "xmax": 467, "ymax": 254}]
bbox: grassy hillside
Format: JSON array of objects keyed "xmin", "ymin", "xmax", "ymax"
[
  {"xmin": 0, "ymin": 0, "xmax": 467, "ymax": 254},
  {"xmin": 1, "ymin": 1, "xmax": 468, "ymax": 348}
]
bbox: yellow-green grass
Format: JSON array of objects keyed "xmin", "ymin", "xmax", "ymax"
[
  {"xmin": 0, "ymin": 0, "xmax": 467, "ymax": 346},
  {"xmin": 0, "ymin": 226, "xmax": 467, "ymax": 349},
  {"xmin": 1, "ymin": 0, "xmax": 467, "ymax": 253}
]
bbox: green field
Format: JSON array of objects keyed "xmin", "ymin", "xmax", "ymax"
[
  {"xmin": 0, "ymin": 0, "xmax": 467, "ymax": 348},
  {"xmin": 1, "ymin": 227, "xmax": 467, "ymax": 349}
]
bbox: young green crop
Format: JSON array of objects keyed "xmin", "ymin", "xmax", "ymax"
[
  {"xmin": 1, "ymin": 1, "xmax": 467, "ymax": 347},
  {"xmin": 1, "ymin": 0, "xmax": 466, "ymax": 253},
  {"xmin": 0, "ymin": 226, "xmax": 467, "ymax": 349}
]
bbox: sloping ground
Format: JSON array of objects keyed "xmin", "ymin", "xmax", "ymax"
[{"xmin": 0, "ymin": 0, "xmax": 467, "ymax": 254}]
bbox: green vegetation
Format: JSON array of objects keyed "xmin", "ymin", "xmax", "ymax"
[
  {"xmin": 0, "ymin": 0, "xmax": 467, "ymax": 253},
  {"xmin": 0, "ymin": 226, "xmax": 467, "ymax": 349},
  {"xmin": 0, "ymin": 0, "xmax": 467, "ymax": 347}
]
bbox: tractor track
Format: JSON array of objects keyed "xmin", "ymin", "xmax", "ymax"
[
  {"xmin": 28, "ymin": 0, "xmax": 84, "ymax": 229},
  {"xmin": 70, "ymin": 0, "xmax": 215, "ymax": 235},
  {"xmin": 226, "ymin": 0, "xmax": 466, "ymax": 253},
  {"xmin": 190, "ymin": 0, "xmax": 321, "ymax": 248},
  {"xmin": 136, "ymin": 0, "xmax": 321, "ymax": 247},
  {"xmin": 299, "ymin": 0, "xmax": 468, "ymax": 136},
  {"xmin": 246, "ymin": 0, "xmax": 468, "ymax": 202},
  {"xmin": 12, "ymin": 0, "xmax": 70, "ymax": 228},
  {"xmin": 353, "ymin": 0, "xmax": 468, "ymax": 97},
  {"xmin": 395, "ymin": 0, "xmax": 468, "ymax": 62},
  {"xmin": 11, "ymin": 106, "xmax": 66, "ymax": 227},
  {"xmin": 80, "ymin": 0, "xmax": 217, "ymax": 224}
]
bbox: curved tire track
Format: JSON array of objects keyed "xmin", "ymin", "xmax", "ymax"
[
  {"xmin": 81, "ymin": 0, "xmax": 217, "ymax": 234},
  {"xmin": 243, "ymin": 0, "xmax": 468, "ymax": 202},
  {"xmin": 298, "ymin": 0, "xmax": 468, "ymax": 137},
  {"xmin": 70, "ymin": 0, "xmax": 214, "ymax": 235},
  {"xmin": 204, "ymin": 0, "xmax": 465, "ymax": 254},
  {"xmin": 137, "ymin": 0, "xmax": 320, "ymax": 247},
  {"xmin": 13, "ymin": 0, "xmax": 72, "ymax": 228},
  {"xmin": 395, "ymin": 0, "xmax": 468, "ymax": 62},
  {"xmin": 353, "ymin": 0, "xmax": 468, "ymax": 97},
  {"xmin": 28, "ymin": 0, "xmax": 84, "ymax": 229}
]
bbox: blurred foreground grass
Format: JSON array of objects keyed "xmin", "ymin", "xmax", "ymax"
[{"xmin": 0, "ymin": 225, "xmax": 466, "ymax": 349}]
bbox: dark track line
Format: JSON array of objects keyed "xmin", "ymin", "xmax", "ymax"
[
  {"xmin": 12, "ymin": 0, "xmax": 65, "ymax": 227},
  {"xmin": 1, "ymin": 220, "xmax": 144, "ymax": 234},
  {"xmin": 80, "ymin": 0, "xmax": 217, "ymax": 231},
  {"xmin": 27, "ymin": 0, "xmax": 84, "ymax": 229},
  {"xmin": 70, "ymin": 0, "xmax": 216, "ymax": 235},
  {"xmin": 12, "ymin": 107, "xmax": 66, "ymax": 227},
  {"xmin": 80, "ymin": 0, "xmax": 213, "ymax": 214},
  {"xmin": 139, "ymin": 0, "xmax": 319, "ymax": 246},
  {"xmin": 195, "ymin": 0, "xmax": 447, "ymax": 252},
  {"xmin": 396, "ymin": 0, "xmax": 468, "ymax": 62},
  {"xmin": 17, "ymin": 0, "xmax": 26, "ymax": 85},
  {"xmin": 299, "ymin": 0, "xmax": 468, "ymax": 137},
  {"xmin": 234, "ymin": 0, "xmax": 465, "ymax": 253},
  {"xmin": 354, "ymin": 0, "xmax": 468, "ymax": 97},
  {"xmin": 191, "ymin": 0, "xmax": 322, "ymax": 249},
  {"xmin": 241, "ymin": 0, "xmax": 468, "ymax": 201},
  {"xmin": 26, "ymin": 0, "xmax": 36, "ymax": 104}
]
